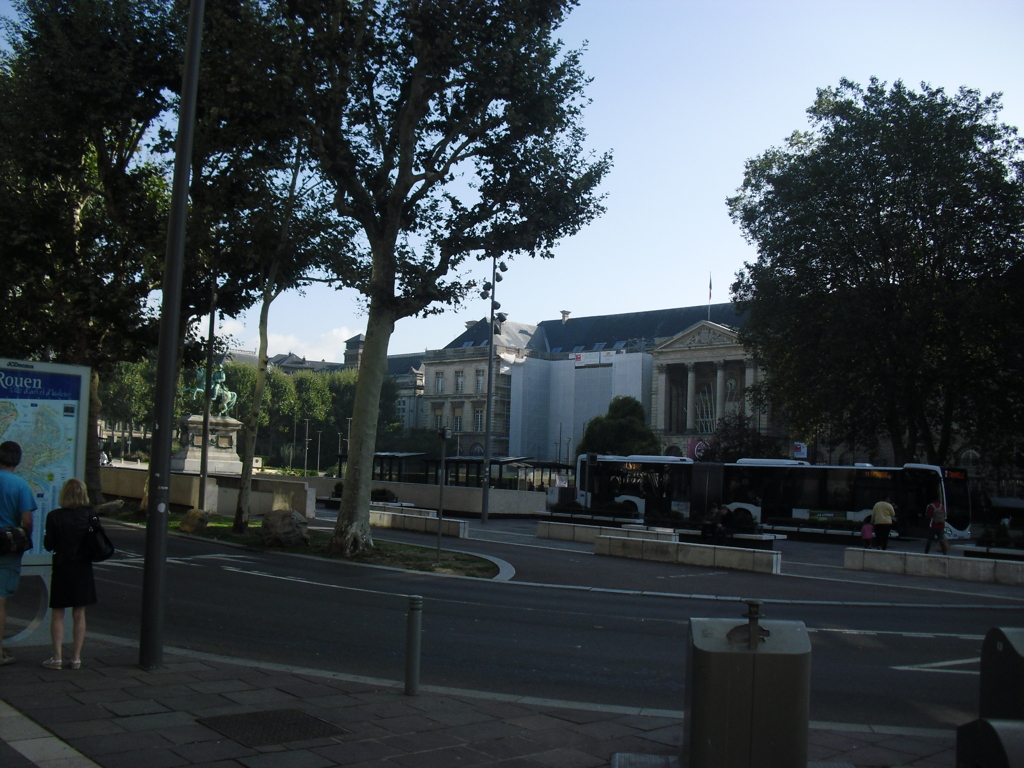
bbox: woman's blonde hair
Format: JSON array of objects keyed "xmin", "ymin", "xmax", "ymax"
[{"xmin": 59, "ymin": 478, "xmax": 89, "ymax": 509}]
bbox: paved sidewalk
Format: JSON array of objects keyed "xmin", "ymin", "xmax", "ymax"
[{"xmin": 0, "ymin": 639, "xmax": 955, "ymax": 768}]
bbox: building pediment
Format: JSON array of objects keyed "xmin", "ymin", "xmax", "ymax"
[{"xmin": 654, "ymin": 321, "xmax": 739, "ymax": 352}]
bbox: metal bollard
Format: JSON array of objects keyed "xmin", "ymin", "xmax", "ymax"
[{"xmin": 405, "ymin": 595, "xmax": 423, "ymax": 696}]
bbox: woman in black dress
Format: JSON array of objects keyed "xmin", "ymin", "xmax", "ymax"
[{"xmin": 42, "ymin": 478, "xmax": 97, "ymax": 669}]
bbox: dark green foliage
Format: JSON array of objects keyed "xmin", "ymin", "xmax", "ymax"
[
  {"xmin": 370, "ymin": 488, "xmax": 397, "ymax": 503},
  {"xmin": 701, "ymin": 412, "xmax": 785, "ymax": 464},
  {"xmin": 576, "ymin": 396, "xmax": 661, "ymax": 457},
  {"xmin": 730, "ymin": 78, "xmax": 1024, "ymax": 466}
]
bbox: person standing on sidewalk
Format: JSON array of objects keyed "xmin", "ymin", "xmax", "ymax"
[
  {"xmin": 871, "ymin": 496, "xmax": 896, "ymax": 550},
  {"xmin": 0, "ymin": 441, "xmax": 37, "ymax": 666},
  {"xmin": 924, "ymin": 497, "xmax": 949, "ymax": 555},
  {"xmin": 42, "ymin": 479, "xmax": 97, "ymax": 670}
]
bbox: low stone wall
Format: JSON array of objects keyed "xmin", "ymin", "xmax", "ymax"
[
  {"xmin": 359, "ymin": 481, "xmax": 546, "ymax": 517},
  {"xmin": 537, "ymin": 521, "xmax": 678, "ymax": 544},
  {"xmin": 844, "ymin": 548, "xmax": 1024, "ymax": 585},
  {"xmin": 99, "ymin": 466, "xmax": 316, "ymax": 518},
  {"xmin": 370, "ymin": 510, "xmax": 467, "ymax": 538},
  {"xmin": 594, "ymin": 535, "xmax": 781, "ymax": 574}
]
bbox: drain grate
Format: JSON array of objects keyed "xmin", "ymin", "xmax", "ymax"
[{"xmin": 198, "ymin": 708, "xmax": 347, "ymax": 747}]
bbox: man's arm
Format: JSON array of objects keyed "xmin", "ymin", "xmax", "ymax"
[{"xmin": 20, "ymin": 510, "xmax": 33, "ymax": 536}]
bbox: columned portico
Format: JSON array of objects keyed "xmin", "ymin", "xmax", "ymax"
[
  {"xmin": 651, "ymin": 320, "xmax": 766, "ymax": 457},
  {"xmin": 685, "ymin": 365, "xmax": 696, "ymax": 432}
]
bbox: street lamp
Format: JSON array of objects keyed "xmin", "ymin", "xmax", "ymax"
[
  {"xmin": 303, "ymin": 418, "xmax": 310, "ymax": 476},
  {"xmin": 316, "ymin": 431, "xmax": 323, "ymax": 474},
  {"xmin": 480, "ymin": 254, "xmax": 508, "ymax": 525}
]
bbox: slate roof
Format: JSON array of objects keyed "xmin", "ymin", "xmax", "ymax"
[
  {"xmin": 387, "ymin": 352, "xmax": 424, "ymax": 376},
  {"xmin": 534, "ymin": 303, "xmax": 746, "ymax": 353},
  {"xmin": 442, "ymin": 303, "xmax": 746, "ymax": 354},
  {"xmin": 444, "ymin": 319, "xmax": 542, "ymax": 351}
]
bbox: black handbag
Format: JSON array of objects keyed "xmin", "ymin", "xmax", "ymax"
[
  {"xmin": 0, "ymin": 526, "xmax": 32, "ymax": 555},
  {"xmin": 82, "ymin": 515, "xmax": 115, "ymax": 562}
]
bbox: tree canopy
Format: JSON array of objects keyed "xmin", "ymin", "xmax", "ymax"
[
  {"xmin": 576, "ymin": 396, "xmax": 661, "ymax": 457},
  {"xmin": 729, "ymin": 78, "xmax": 1024, "ymax": 467},
  {"xmin": 279, "ymin": 0, "xmax": 612, "ymax": 552}
]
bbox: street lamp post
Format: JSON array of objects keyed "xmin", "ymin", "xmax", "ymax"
[
  {"xmin": 316, "ymin": 431, "xmax": 323, "ymax": 474},
  {"xmin": 480, "ymin": 255, "xmax": 508, "ymax": 525},
  {"xmin": 303, "ymin": 418, "xmax": 310, "ymax": 476}
]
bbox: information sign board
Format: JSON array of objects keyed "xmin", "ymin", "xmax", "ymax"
[{"xmin": 0, "ymin": 359, "xmax": 91, "ymax": 564}]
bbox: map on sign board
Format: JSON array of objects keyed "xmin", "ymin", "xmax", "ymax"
[{"xmin": 0, "ymin": 360, "xmax": 90, "ymax": 559}]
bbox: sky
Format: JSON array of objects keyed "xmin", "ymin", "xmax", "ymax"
[{"xmin": 5, "ymin": 0, "xmax": 1024, "ymax": 360}]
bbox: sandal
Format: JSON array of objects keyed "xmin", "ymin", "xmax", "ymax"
[
  {"xmin": 68, "ymin": 659, "xmax": 81, "ymax": 670},
  {"xmin": 42, "ymin": 657, "xmax": 63, "ymax": 670}
]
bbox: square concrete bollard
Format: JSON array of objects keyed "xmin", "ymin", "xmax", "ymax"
[{"xmin": 685, "ymin": 603, "xmax": 810, "ymax": 768}]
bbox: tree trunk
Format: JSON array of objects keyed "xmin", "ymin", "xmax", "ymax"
[
  {"xmin": 83, "ymin": 370, "xmax": 106, "ymax": 505},
  {"xmin": 331, "ymin": 299, "xmax": 396, "ymax": 555},
  {"xmin": 235, "ymin": 273, "xmax": 277, "ymax": 532}
]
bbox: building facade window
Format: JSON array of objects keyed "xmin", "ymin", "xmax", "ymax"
[
  {"xmin": 434, "ymin": 372, "xmax": 444, "ymax": 393},
  {"xmin": 454, "ymin": 415, "xmax": 462, "ymax": 433},
  {"xmin": 474, "ymin": 408, "xmax": 485, "ymax": 432},
  {"xmin": 396, "ymin": 398, "xmax": 406, "ymax": 424},
  {"xmin": 475, "ymin": 369, "xmax": 485, "ymax": 393},
  {"xmin": 434, "ymin": 411, "xmax": 443, "ymax": 430},
  {"xmin": 455, "ymin": 370, "xmax": 464, "ymax": 393}
]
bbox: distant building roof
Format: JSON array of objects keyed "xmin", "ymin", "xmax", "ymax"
[
  {"xmin": 535, "ymin": 303, "xmax": 745, "ymax": 353},
  {"xmin": 387, "ymin": 352, "xmax": 424, "ymax": 377},
  {"xmin": 444, "ymin": 319, "xmax": 541, "ymax": 351}
]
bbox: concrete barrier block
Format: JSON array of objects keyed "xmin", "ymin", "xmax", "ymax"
[
  {"xmin": 948, "ymin": 557, "xmax": 995, "ymax": 582},
  {"xmin": 905, "ymin": 553, "xmax": 949, "ymax": 578},
  {"xmin": 408, "ymin": 515, "xmax": 427, "ymax": 533},
  {"xmin": 594, "ymin": 536, "xmax": 612, "ymax": 556},
  {"xmin": 863, "ymin": 550, "xmax": 906, "ymax": 574},
  {"xmin": 752, "ymin": 550, "xmax": 781, "ymax": 575},
  {"xmin": 844, "ymin": 548, "xmax": 865, "ymax": 570},
  {"xmin": 597, "ymin": 526, "xmax": 622, "ymax": 539},
  {"xmin": 677, "ymin": 543, "xmax": 715, "ymax": 567},
  {"xmin": 548, "ymin": 522, "xmax": 575, "ymax": 541},
  {"xmin": 536, "ymin": 521, "xmax": 549, "ymax": 538},
  {"xmin": 607, "ymin": 536, "xmax": 644, "ymax": 560},
  {"xmin": 574, "ymin": 526, "xmax": 599, "ymax": 543},
  {"xmin": 994, "ymin": 560, "xmax": 1024, "ymax": 586},
  {"xmin": 714, "ymin": 546, "xmax": 755, "ymax": 571},
  {"xmin": 643, "ymin": 540, "xmax": 678, "ymax": 563}
]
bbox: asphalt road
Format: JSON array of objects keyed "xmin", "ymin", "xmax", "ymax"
[{"xmin": 12, "ymin": 518, "xmax": 1021, "ymax": 732}]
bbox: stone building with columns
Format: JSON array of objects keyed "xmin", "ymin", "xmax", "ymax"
[{"xmin": 650, "ymin": 319, "xmax": 781, "ymax": 457}]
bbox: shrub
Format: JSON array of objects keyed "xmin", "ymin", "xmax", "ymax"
[
  {"xmin": 333, "ymin": 481, "xmax": 344, "ymax": 498},
  {"xmin": 370, "ymin": 487, "xmax": 397, "ymax": 503}
]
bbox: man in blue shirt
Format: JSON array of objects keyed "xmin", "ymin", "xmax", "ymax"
[{"xmin": 0, "ymin": 441, "xmax": 37, "ymax": 665}]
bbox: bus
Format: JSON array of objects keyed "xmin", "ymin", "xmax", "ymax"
[{"xmin": 575, "ymin": 454, "xmax": 973, "ymax": 538}]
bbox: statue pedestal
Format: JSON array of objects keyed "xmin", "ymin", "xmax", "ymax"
[{"xmin": 171, "ymin": 415, "xmax": 244, "ymax": 475}]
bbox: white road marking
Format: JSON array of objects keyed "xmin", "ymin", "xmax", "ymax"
[{"xmin": 891, "ymin": 657, "xmax": 981, "ymax": 675}]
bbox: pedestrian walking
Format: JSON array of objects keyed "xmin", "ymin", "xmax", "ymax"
[
  {"xmin": 871, "ymin": 496, "xmax": 896, "ymax": 550},
  {"xmin": 0, "ymin": 441, "xmax": 37, "ymax": 666},
  {"xmin": 924, "ymin": 497, "xmax": 949, "ymax": 555},
  {"xmin": 42, "ymin": 478, "xmax": 98, "ymax": 670},
  {"xmin": 860, "ymin": 516, "xmax": 874, "ymax": 549}
]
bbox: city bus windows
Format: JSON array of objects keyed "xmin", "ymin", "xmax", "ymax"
[
  {"xmin": 854, "ymin": 470, "xmax": 896, "ymax": 512},
  {"xmin": 825, "ymin": 469, "xmax": 856, "ymax": 512},
  {"xmin": 785, "ymin": 468, "xmax": 824, "ymax": 515}
]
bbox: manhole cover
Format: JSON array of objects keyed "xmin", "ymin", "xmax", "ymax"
[{"xmin": 198, "ymin": 708, "xmax": 347, "ymax": 747}]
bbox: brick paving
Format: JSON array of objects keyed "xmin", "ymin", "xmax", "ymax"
[{"xmin": 0, "ymin": 640, "xmax": 956, "ymax": 768}]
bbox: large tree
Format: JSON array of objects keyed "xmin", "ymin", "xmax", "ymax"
[
  {"xmin": 729, "ymin": 78, "xmax": 1024, "ymax": 466},
  {"xmin": 281, "ymin": 0, "xmax": 611, "ymax": 552},
  {"xmin": 0, "ymin": 0, "xmax": 179, "ymax": 501},
  {"xmin": 576, "ymin": 396, "xmax": 661, "ymax": 458}
]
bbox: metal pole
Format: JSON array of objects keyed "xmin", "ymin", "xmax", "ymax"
[
  {"xmin": 481, "ymin": 255, "xmax": 496, "ymax": 524},
  {"xmin": 140, "ymin": 0, "xmax": 206, "ymax": 671},
  {"xmin": 405, "ymin": 595, "xmax": 423, "ymax": 695},
  {"xmin": 316, "ymin": 431, "xmax": 322, "ymax": 473},
  {"xmin": 437, "ymin": 430, "xmax": 446, "ymax": 564},
  {"xmin": 199, "ymin": 279, "xmax": 216, "ymax": 510},
  {"xmin": 303, "ymin": 418, "xmax": 309, "ymax": 476}
]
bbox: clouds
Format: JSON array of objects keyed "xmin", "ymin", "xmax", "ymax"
[{"xmin": 212, "ymin": 318, "xmax": 356, "ymax": 364}]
